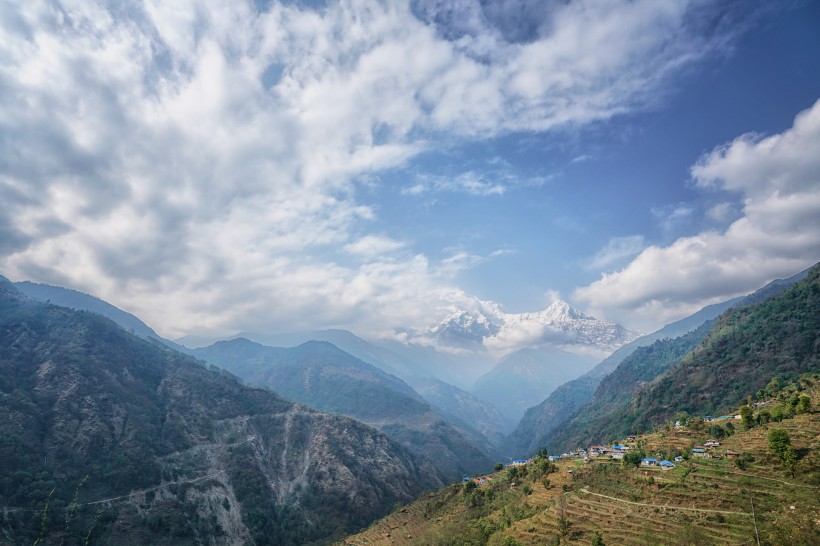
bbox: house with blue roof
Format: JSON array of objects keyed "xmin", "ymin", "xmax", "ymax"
[
  {"xmin": 660, "ymin": 460, "xmax": 676, "ymax": 470},
  {"xmin": 640, "ymin": 458, "xmax": 659, "ymax": 467}
]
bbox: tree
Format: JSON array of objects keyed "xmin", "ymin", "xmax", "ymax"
[
  {"xmin": 591, "ymin": 530, "xmax": 605, "ymax": 546},
  {"xmin": 708, "ymin": 425, "xmax": 726, "ymax": 439},
  {"xmin": 796, "ymin": 395, "xmax": 811, "ymax": 414},
  {"xmin": 765, "ymin": 377, "xmax": 780, "ymax": 398},
  {"xmin": 739, "ymin": 405, "xmax": 755, "ymax": 430},
  {"xmin": 768, "ymin": 428, "xmax": 791, "ymax": 455},
  {"xmin": 494, "ymin": 463, "xmax": 504, "ymax": 472},
  {"xmin": 623, "ymin": 451, "xmax": 644, "ymax": 467},
  {"xmin": 768, "ymin": 429, "xmax": 798, "ymax": 477}
]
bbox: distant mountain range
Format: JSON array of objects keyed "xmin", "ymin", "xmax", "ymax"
[
  {"xmin": 226, "ymin": 329, "xmax": 511, "ymax": 442},
  {"xmin": 470, "ymin": 346, "xmax": 599, "ymax": 423},
  {"xmin": 429, "ymin": 299, "xmax": 640, "ymax": 354},
  {"xmin": 192, "ymin": 338, "xmax": 496, "ymax": 482},
  {"xmin": 0, "ymin": 277, "xmax": 441, "ymax": 545}
]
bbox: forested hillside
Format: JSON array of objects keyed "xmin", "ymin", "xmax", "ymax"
[
  {"xmin": 0, "ymin": 279, "xmax": 440, "ymax": 545},
  {"xmin": 627, "ymin": 262, "xmax": 820, "ymax": 430},
  {"xmin": 541, "ymin": 321, "xmax": 713, "ymax": 451}
]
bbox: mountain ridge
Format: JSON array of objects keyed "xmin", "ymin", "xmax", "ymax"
[
  {"xmin": 505, "ymin": 265, "xmax": 813, "ymax": 456},
  {"xmin": 0, "ymin": 282, "xmax": 441, "ymax": 545},
  {"xmin": 193, "ymin": 337, "xmax": 496, "ymax": 482}
]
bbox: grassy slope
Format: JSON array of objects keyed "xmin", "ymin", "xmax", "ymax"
[{"xmin": 340, "ymin": 381, "xmax": 820, "ymax": 546}]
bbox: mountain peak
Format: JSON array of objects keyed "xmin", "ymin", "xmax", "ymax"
[
  {"xmin": 430, "ymin": 299, "xmax": 639, "ymax": 353},
  {"xmin": 542, "ymin": 299, "xmax": 589, "ymax": 321}
]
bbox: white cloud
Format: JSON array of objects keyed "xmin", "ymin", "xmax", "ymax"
[
  {"xmin": 705, "ymin": 202, "xmax": 737, "ymax": 223},
  {"xmin": 574, "ymin": 99, "xmax": 820, "ymax": 332},
  {"xmin": 343, "ymin": 235, "xmax": 405, "ymax": 257},
  {"xmin": 0, "ymin": 0, "xmax": 760, "ymax": 339},
  {"xmin": 586, "ymin": 235, "xmax": 645, "ymax": 270},
  {"xmin": 404, "ymin": 171, "xmax": 507, "ymax": 196},
  {"xmin": 651, "ymin": 203, "xmax": 695, "ymax": 234}
]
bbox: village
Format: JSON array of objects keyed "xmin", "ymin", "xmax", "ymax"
[{"xmin": 463, "ymin": 413, "xmax": 750, "ymax": 486}]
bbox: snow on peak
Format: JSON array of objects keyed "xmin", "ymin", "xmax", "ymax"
[{"xmin": 430, "ymin": 299, "xmax": 640, "ymax": 353}]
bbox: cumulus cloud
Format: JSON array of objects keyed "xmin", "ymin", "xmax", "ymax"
[
  {"xmin": 574, "ymin": 99, "xmax": 820, "ymax": 331},
  {"xmin": 0, "ymin": 0, "xmax": 759, "ymax": 339}
]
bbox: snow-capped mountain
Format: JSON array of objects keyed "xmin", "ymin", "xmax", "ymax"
[{"xmin": 429, "ymin": 299, "xmax": 640, "ymax": 354}]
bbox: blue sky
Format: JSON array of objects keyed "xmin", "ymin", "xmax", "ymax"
[{"xmin": 1, "ymin": 0, "xmax": 819, "ymax": 342}]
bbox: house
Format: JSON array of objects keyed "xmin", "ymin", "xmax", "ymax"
[
  {"xmin": 589, "ymin": 445, "xmax": 607, "ymax": 456},
  {"xmin": 610, "ymin": 452, "xmax": 625, "ymax": 460},
  {"xmin": 548, "ymin": 455, "xmax": 561, "ymax": 461},
  {"xmin": 640, "ymin": 458, "xmax": 659, "ymax": 467},
  {"xmin": 660, "ymin": 460, "xmax": 675, "ymax": 470},
  {"xmin": 511, "ymin": 459, "xmax": 527, "ymax": 466},
  {"xmin": 674, "ymin": 456, "xmax": 684, "ymax": 463},
  {"xmin": 705, "ymin": 416, "xmax": 714, "ymax": 422},
  {"xmin": 627, "ymin": 435, "xmax": 636, "ymax": 443},
  {"xmin": 724, "ymin": 450, "xmax": 741, "ymax": 459},
  {"xmin": 704, "ymin": 440, "xmax": 720, "ymax": 448},
  {"xmin": 691, "ymin": 446, "xmax": 708, "ymax": 457}
]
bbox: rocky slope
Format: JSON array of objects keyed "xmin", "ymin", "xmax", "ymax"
[
  {"xmin": 193, "ymin": 338, "xmax": 496, "ymax": 482},
  {"xmin": 0, "ymin": 279, "xmax": 440, "ymax": 545}
]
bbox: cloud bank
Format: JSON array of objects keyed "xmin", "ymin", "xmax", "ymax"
[
  {"xmin": 574, "ymin": 99, "xmax": 820, "ymax": 331},
  {"xmin": 0, "ymin": 0, "xmax": 762, "ymax": 339}
]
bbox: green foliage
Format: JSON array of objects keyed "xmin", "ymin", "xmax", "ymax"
[
  {"xmin": 768, "ymin": 428, "xmax": 799, "ymax": 477},
  {"xmin": 740, "ymin": 405, "xmax": 755, "ymax": 430},
  {"xmin": 591, "ymin": 530, "xmax": 606, "ymax": 546},
  {"xmin": 765, "ymin": 377, "xmax": 780, "ymax": 398},
  {"xmin": 622, "ymin": 450, "xmax": 645, "ymax": 467},
  {"xmin": 797, "ymin": 395, "xmax": 811, "ymax": 414},
  {"xmin": 708, "ymin": 424, "xmax": 726, "ymax": 438}
]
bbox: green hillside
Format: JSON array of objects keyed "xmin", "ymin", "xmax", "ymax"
[
  {"xmin": 626, "ymin": 262, "xmax": 820, "ymax": 433},
  {"xmin": 341, "ymin": 376, "xmax": 820, "ymax": 546},
  {"xmin": 543, "ymin": 321, "xmax": 714, "ymax": 452},
  {"xmin": 525, "ymin": 263, "xmax": 819, "ymax": 453}
]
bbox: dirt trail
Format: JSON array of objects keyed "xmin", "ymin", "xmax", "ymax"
[
  {"xmin": 578, "ymin": 488, "xmax": 753, "ymax": 517},
  {"xmin": 2, "ymin": 437, "xmax": 256, "ymax": 514}
]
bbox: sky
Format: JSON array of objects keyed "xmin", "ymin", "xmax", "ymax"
[{"xmin": 1, "ymin": 0, "xmax": 819, "ymax": 344}]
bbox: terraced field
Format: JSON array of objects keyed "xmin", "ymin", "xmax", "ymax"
[{"xmin": 341, "ymin": 409, "xmax": 819, "ymax": 545}]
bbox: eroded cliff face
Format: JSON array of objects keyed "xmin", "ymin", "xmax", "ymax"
[{"xmin": 0, "ymin": 286, "xmax": 440, "ymax": 545}]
